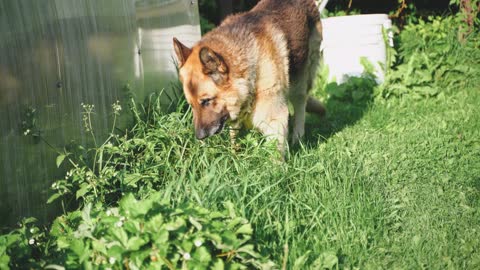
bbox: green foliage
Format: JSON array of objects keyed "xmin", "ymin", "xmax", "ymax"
[
  {"xmin": 0, "ymin": 89, "xmax": 274, "ymax": 269},
  {"xmin": 378, "ymin": 16, "xmax": 480, "ymax": 98},
  {"xmin": 47, "ymin": 194, "xmax": 273, "ymax": 269},
  {"xmin": 0, "ymin": 218, "xmax": 48, "ymax": 269},
  {"xmin": 1, "ymin": 195, "xmax": 273, "ymax": 269},
  {"xmin": 198, "ymin": 0, "xmax": 218, "ymax": 34},
  {"xmin": 449, "ymin": 0, "xmax": 480, "ymax": 33},
  {"xmin": 317, "ymin": 57, "xmax": 377, "ymax": 104}
]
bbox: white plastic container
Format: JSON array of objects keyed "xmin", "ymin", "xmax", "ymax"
[{"xmin": 321, "ymin": 14, "xmax": 393, "ymax": 83}]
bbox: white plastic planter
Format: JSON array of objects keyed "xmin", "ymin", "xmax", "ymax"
[{"xmin": 321, "ymin": 14, "xmax": 393, "ymax": 84}]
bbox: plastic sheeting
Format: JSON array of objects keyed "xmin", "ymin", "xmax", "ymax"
[{"xmin": 0, "ymin": 0, "xmax": 201, "ymax": 227}]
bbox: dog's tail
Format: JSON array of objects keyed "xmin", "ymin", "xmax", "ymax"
[{"xmin": 306, "ymin": 96, "xmax": 326, "ymax": 117}]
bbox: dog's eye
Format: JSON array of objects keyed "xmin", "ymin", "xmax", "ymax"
[{"xmin": 200, "ymin": 98, "xmax": 213, "ymax": 107}]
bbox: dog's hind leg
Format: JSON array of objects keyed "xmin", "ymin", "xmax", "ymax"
[
  {"xmin": 289, "ymin": 80, "xmax": 308, "ymax": 145},
  {"xmin": 290, "ymin": 20, "xmax": 325, "ymax": 145},
  {"xmin": 305, "ymin": 21, "xmax": 326, "ymax": 117}
]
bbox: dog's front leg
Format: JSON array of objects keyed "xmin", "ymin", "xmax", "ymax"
[
  {"xmin": 229, "ymin": 122, "xmax": 241, "ymax": 151},
  {"xmin": 251, "ymin": 96, "xmax": 289, "ymax": 155}
]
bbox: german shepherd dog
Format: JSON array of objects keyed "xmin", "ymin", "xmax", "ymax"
[{"xmin": 173, "ymin": 0, "xmax": 325, "ymax": 154}]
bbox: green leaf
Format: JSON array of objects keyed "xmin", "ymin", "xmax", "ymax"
[
  {"xmin": 189, "ymin": 216, "xmax": 203, "ymax": 231},
  {"xmin": 236, "ymin": 244, "xmax": 260, "ymax": 258},
  {"xmin": 227, "ymin": 217, "xmax": 246, "ymax": 230},
  {"xmin": 352, "ymin": 90, "xmax": 365, "ymax": 101},
  {"xmin": 312, "ymin": 251, "xmax": 338, "ymax": 269},
  {"xmin": 164, "ymin": 217, "xmax": 186, "ymax": 231},
  {"xmin": 223, "ymin": 201, "xmax": 237, "ymax": 218},
  {"xmin": 70, "ymin": 239, "xmax": 86, "ymax": 258},
  {"xmin": 47, "ymin": 193, "xmax": 62, "ymax": 204},
  {"xmin": 45, "ymin": 264, "xmax": 66, "ymax": 270},
  {"xmin": 23, "ymin": 217, "xmax": 38, "ymax": 224},
  {"xmin": 124, "ymin": 174, "xmax": 142, "ymax": 188},
  {"xmin": 111, "ymin": 228, "xmax": 129, "ymax": 247},
  {"xmin": 92, "ymin": 239, "xmax": 107, "ymax": 255},
  {"xmin": 81, "ymin": 203, "xmax": 92, "ymax": 224},
  {"xmin": 211, "ymin": 259, "xmax": 225, "ymax": 270},
  {"xmin": 120, "ymin": 193, "xmax": 152, "ymax": 217},
  {"xmin": 181, "ymin": 240, "xmax": 193, "ymax": 253},
  {"xmin": 56, "ymin": 237, "xmax": 70, "ymax": 249},
  {"xmin": 193, "ymin": 246, "xmax": 212, "ymax": 263},
  {"xmin": 205, "ymin": 233, "xmax": 222, "ymax": 245},
  {"xmin": 76, "ymin": 183, "xmax": 90, "ymax": 199},
  {"xmin": 123, "ymin": 220, "xmax": 141, "ymax": 234},
  {"xmin": 107, "ymin": 244, "xmax": 124, "ymax": 261},
  {"xmin": 0, "ymin": 254, "xmax": 11, "ymax": 269},
  {"xmin": 56, "ymin": 154, "xmax": 66, "ymax": 168},
  {"xmin": 127, "ymin": 237, "xmax": 147, "ymax": 251},
  {"xmin": 292, "ymin": 251, "xmax": 310, "ymax": 270},
  {"xmin": 153, "ymin": 230, "xmax": 169, "ymax": 245},
  {"xmin": 235, "ymin": 224, "xmax": 253, "ymax": 235},
  {"xmin": 145, "ymin": 214, "xmax": 163, "ymax": 233},
  {"xmin": 130, "ymin": 249, "xmax": 151, "ymax": 268}
]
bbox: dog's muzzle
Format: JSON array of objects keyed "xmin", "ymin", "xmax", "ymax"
[{"xmin": 195, "ymin": 115, "xmax": 229, "ymax": 140}]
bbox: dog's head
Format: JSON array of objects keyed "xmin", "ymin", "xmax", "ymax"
[{"xmin": 173, "ymin": 38, "xmax": 237, "ymax": 140}]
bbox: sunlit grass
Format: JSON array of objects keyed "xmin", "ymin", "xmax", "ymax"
[{"xmin": 114, "ymin": 84, "xmax": 480, "ymax": 268}]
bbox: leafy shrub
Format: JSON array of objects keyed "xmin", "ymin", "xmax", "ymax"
[
  {"xmin": 0, "ymin": 218, "xmax": 47, "ymax": 269},
  {"xmin": 323, "ymin": 58, "xmax": 378, "ymax": 103},
  {"xmin": 0, "ymin": 89, "xmax": 277, "ymax": 269},
  {"xmin": 378, "ymin": 16, "xmax": 480, "ymax": 98},
  {"xmin": 48, "ymin": 193, "xmax": 273, "ymax": 269},
  {"xmin": 1, "ymin": 194, "xmax": 274, "ymax": 269}
]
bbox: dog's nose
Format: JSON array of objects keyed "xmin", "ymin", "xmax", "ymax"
[{"xmin": 195, "ymin": 128, "xmax": 208, "ymax": 140}]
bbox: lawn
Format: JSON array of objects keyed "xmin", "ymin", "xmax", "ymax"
[
  {"xmin": 134, "ymin": 83, "xmax": 480, "ymax": 269},
  {"xmin": 1, "ymin": 16, "xmax": 480, "ymax": 270}
]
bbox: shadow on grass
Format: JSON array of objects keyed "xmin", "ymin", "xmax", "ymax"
[{"xmin": 298, "ymin": 75, "xmax": 377, "ymax": 150}]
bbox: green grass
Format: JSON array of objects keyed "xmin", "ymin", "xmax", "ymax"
[{"xmin": 120, "ymin": 84, "xmax": 480, "ymax": 268}]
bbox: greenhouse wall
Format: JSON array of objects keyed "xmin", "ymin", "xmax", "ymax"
[{"xmin": 0, "ymin": 0, "xmax": 201, "ymax": 227}]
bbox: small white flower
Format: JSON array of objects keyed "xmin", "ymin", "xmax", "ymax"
[
  {"xmin": 194, "ymin": 240, "xmax": 203, "ymax": 247},
  {"xmin": 51, "ymin": 183, "xmax": 57, "ymax": 189},
  {"xmin": 24, "ymin": 129, "xmax": 30, "ymax": 136},
  {"xmin": 30, "ymin": 228, "xmax": 35, "ymax": 233},
  {"xmin": 183, "ymin": 253, "xmax": 191, "ymax": 260},
  {"xmin": 119, "ymin": 216, "xmax": 126, "ymax": 222},
  {"xmin": 109, "ymin": 257, "xmax": 116, "ymax": 264},
  {"xmin": 29, "ymin": 238, "xmax": 35, "ymax": 245},
  {"xmin": 115, "ymin": 221, "xmax": 123, "ymax": 227},
  {"xmin": 106, "ymin": 210, "xmax": 112, "ymax": 216}
]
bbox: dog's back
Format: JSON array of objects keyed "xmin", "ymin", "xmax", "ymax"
[{"xmin": 213, "ymin": 0, "xmax": 320, "ymax": 76}]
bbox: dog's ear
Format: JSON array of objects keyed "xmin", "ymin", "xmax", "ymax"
[
  {"xmin": 173, "ymin": 37, "xmax": 192, "ymax": 67},
  {"xmin": 199, "ymin": 47, "xmax": 229, "ymax": 84}
]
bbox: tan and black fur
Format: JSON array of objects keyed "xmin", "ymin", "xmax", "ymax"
[{"xmin": 173, "ymin": 0, "xmax": 325, "ymax": 154}]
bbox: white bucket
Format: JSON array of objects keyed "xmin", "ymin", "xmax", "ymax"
[{"xmin": 321, "ymin": 14, "xmax": 393, "ymax": 84}]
